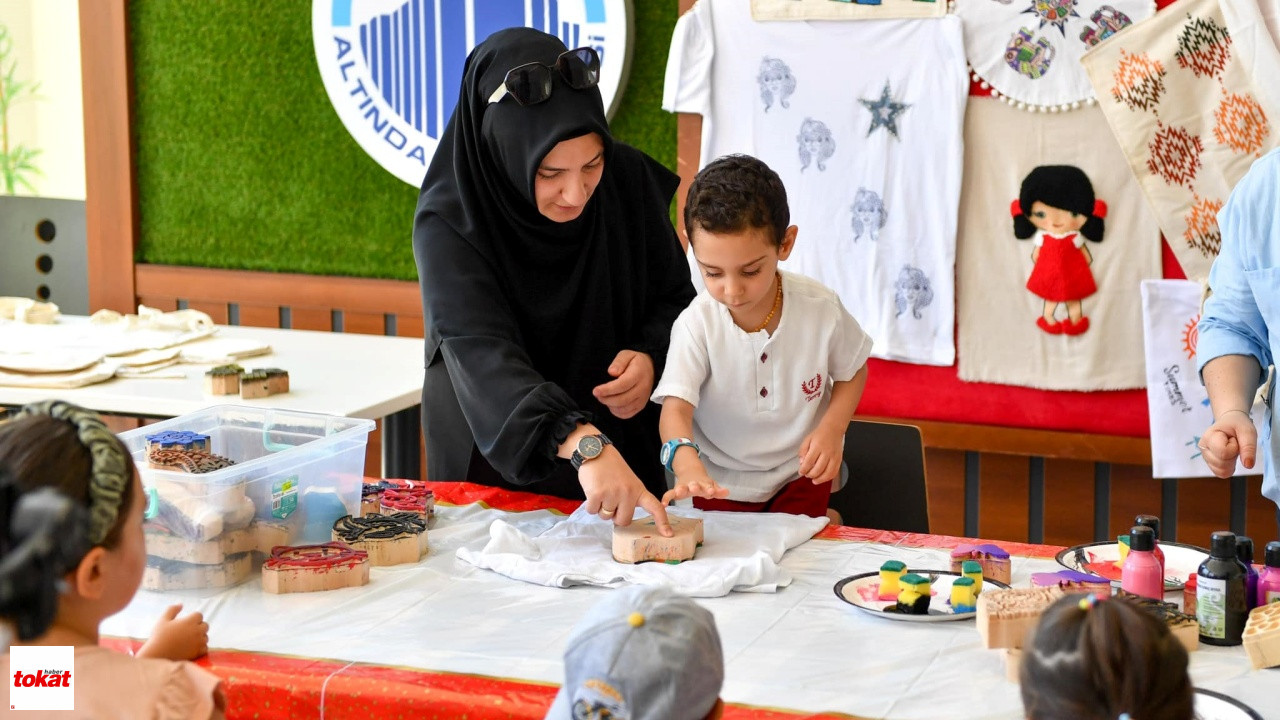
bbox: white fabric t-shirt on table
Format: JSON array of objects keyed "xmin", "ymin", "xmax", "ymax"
[
  {"xmin": 663, "ymin": 0, "xmax": 967, "ymax": 365},
  {"xmin": 652, "ymin": 271, "xmax": 873, "ymax": 502}
]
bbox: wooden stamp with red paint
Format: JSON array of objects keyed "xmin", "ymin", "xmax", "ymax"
[
  {"xmin": 379, "ymin": 480, "xmax": 435, "ymax": 520},
  {"xmin": 261, "ymin": 542, "xmax": 370, "ymax": 593}
]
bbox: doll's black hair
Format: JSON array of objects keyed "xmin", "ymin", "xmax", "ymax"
[{"xmin": 1013, "ymin": 165, "xmax": 1106, "ymax": 242}]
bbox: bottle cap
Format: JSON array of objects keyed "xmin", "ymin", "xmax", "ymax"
[
  {"xmin": 1236, "ymin": 536, "xmax": 1255, "ymax": 565},
  {"xmin": 1266, "ymin": 541, "xmax": 1280, "ymax": 568},
  {"xmin": 1129, "ymin": 526, "xmax": 1154, "ymax": 552},
  {"xmin": 1134, "ymin": 514, "xmax": 1161, "ymax": 540},
  {"xmin": 1209, "ymin": 531, "xmax": 1237, "ymax": 559}
]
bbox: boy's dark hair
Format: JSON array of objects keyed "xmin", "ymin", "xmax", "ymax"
[
  {"xmin": 1020, "ymin": 594, "xmax": 1193, "ymax": 720},
  {"xmin": 684, "ymin": 154, "xmax": 789, "ymax": 246}
]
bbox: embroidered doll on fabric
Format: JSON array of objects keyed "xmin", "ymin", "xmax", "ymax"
[
  {"xmin": 797, "ymin": 118, "xmax": 836, "ymax": 172},
  {"xmin": 894, "ymin": 265, "xmax": 934, "ymax": 319},
  {"xmin": 758, "ymin": 57, "xmax": 796, "ymax": 113},
  {"xmin": 851, "ymin": 188, "xmax": 888, "ymax": 242},
  {"xmin": 1012, "ymin": 165, "xmax": 1107, "ymax": 336}
]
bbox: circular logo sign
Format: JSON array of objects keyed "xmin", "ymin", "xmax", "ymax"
[{"xmin": 313, "ymin": 0, "xmax": 633, "ymax": 187}]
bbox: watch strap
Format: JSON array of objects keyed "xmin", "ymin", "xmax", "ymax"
[{"xmin": 660, "ymin": 437, "xmax": 700, "ymax": 472}]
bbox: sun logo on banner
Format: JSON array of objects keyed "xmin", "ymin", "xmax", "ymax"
[{"xmin": 1182, "ymin": 313, "xmax": 1199, "ymax": 360}]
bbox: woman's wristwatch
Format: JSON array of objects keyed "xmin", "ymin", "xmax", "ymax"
[
  {"xmin": 659, "ymin": 437, "xmax": 700, "ymax": 472},
  {"xmin": 570, "ymin": 433, "xmax": 612, "ymax": 470}
]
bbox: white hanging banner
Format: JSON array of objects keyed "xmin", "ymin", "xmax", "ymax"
[{"xmin": 1141, "ymin": 279, "xmax": 1264, "ymax": 478}]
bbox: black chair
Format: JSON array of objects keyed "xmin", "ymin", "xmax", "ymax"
[{"xmin": 829, "ymin": 419, "xmax": 929, "ymax": 533}]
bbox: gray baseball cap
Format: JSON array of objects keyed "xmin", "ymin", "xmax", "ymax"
[{"xmin": 545, "ymin": 585, "xmax": 724, "ymax": 720}]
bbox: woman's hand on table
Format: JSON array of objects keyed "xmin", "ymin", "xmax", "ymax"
[
  {"xmin": 136, "ymin": 604, "xmax": 209, "ymax": 661},
  {"xmin": 592, "ymin": 350, "xmax": 654, "ymax": 420},
  {"xmin": 578, "ymin": 447, "xmax": 672, "ymax": 536}
]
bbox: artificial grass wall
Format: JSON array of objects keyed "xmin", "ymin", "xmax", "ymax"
[{"xmin": 129, "ymin": 1, "xmax": 678, "ymax": 281}]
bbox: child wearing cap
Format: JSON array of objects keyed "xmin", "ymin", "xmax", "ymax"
[
  {"xmin": 652, "ymin": 154, "xmax": 872, "ymax": 518},
  {"xmin": 545, "ymin": 585, "xmax": 724, "ymax": 720}
]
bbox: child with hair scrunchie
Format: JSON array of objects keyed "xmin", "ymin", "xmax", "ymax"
[
  {"xmin": 0, "ymin": 400, "xmax": 224, "ymax": 719},
  {"xmin": 1020, "ymin": 593, "xmax": 1192, "ymax": 720}
]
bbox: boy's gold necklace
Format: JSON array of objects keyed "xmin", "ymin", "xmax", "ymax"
[{"xmin": 750, "ymin": 273, "xmax": 783, "ymax": 333}]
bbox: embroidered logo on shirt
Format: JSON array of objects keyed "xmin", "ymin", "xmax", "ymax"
[{"xmin": 801, "ymin": 373, "xmax": 823, "ymax": 402}]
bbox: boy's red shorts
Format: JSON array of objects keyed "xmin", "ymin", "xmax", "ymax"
[{"xmin": 692, "ymin": 475, "xmax": 831, "ymax": 518}]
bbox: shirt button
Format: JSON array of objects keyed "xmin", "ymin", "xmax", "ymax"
[
  {"xmin": 760, "ymin": 387, "xmax": 768, "ymax": 398},
  {"xmin": 760, "ymin": 352, "xmax": 768, "ymax": 363}
]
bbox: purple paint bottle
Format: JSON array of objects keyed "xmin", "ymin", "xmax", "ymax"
[
  {"xmin": 1236, "ymin": 536, "xmax": 1259, "ymax": 611},
  {"xmin": 1121, "ymin": 526, "xmax": 1163, "ymax": 600},
  {"xmin": 1258, "ymin": 541, "xmax": 1280, "ymax": 607}
]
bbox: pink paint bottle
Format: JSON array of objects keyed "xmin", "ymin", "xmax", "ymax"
[
  {"xmin": 1134, "ymin": 514, "xmax": 1166, "ymax": 579},
  {"xmin": 1258, "ymin": 541, "xmax": 1280, "ymax": 607},
  {"xmin": 1121, "ymin": 526, "xmax": 1164, "ymax": 600}
]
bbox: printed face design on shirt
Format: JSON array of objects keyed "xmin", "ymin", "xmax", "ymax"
[
  {"xmin": 797, "ymin": 118, "xmax": 836, "ymax": 172},
  {"xmin": 757, "ymin": 57, "xmax": 796, "ymax": 112},
  {"xmin": 1028, "ymin": 201, "xmax": 1087, "ymax": 236},
  {"xmin": 894, "ymin": 265, "xmax": 934, "ymax": 320},
  {"xmin": 850, "ymin": 188, "xmax": 888, "ymax": 242},
  {"xmin": 690, "ymin": 224, "xmax": 796, "ymax": 332},
  {"xmin": 534, "ymin": 132, "xmax": 606, "ymax": 223}
]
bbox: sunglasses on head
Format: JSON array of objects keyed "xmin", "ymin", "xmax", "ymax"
[{"xmin": 486, "ymin": 46, "xmax": 601, "ymax": 106}]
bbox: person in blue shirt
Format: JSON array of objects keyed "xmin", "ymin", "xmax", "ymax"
[{"xmin": 1196, "ymin": 147, "xmax": 1280, "ymax": 536}]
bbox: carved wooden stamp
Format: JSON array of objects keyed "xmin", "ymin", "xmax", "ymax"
[
  {"xmin": 332, "ymin": 512, "xmax": 428, "ymax": 566},
  {"xmin": 145, "ymin": 430, "xmax": 211, "ymax": 454},
  {"xmin": 203, "ymin": 364, "xmax": 243, "ymax": 395},
  {"xmin": 262, "ymin": 367, "xmax": 290, "ymax": 394},
  {"xmin": 1242, "ymin": 601, "xmax": 1280, "ymax": 669},
  {"xmin": 144, "ymin": 526, "xmax": 257, "ymax": 565},
  {"xmin": 143, "ymin": 552, "xmax": 255, "ymax": 591},
  {"xmin": 147, "ymin": 447, "xmax": 236, "ymax": 474},
  {"xmin": 1113, "ymin": 590, "xmax": 1199, "ymax": 652},
  {"xmin": 239, "ymin": 369, "xmax": 271, "ymax": 399},
  {"xmin": 261, "ymin": 542, "xmax": 370, "ymax": 594},
  {"xmin": 612, "ymin": 514, "xmax": 703, "ymax": 564},
  {"xmin": 976, "ymin": 586, "xmax": 1068, "ymax": 649},
  {"xmin": 950, "ymin": 543, "xmax": 1012, "ymax": 585}
]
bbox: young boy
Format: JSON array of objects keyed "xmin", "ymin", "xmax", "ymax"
[
  {"xmin": 651, "ymin": 154, "xmax": 872, "ymax": 518},
  {"xmin": 544, "ymin": 585, "xmax": 724, "ymax": 720}
]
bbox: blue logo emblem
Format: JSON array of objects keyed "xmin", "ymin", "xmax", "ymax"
[{"xmin": 313, "ymin": 0, "xmax": 633, "ymax": 186}]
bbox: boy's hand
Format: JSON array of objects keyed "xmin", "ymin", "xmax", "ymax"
[
  {"xmin": 593, "ymin": 350, "xmax": 654, "ymax": 420},
  {"xmin": 137, "ymin": 604, "xmax": 209, "ymax": 661},
  {"xmin": 799, "ymin": 425, "xmax": 844, "ymax": 484},
  {"xmin": 661, "ymin": 468, "xmax": 730, "ymax": 505}
]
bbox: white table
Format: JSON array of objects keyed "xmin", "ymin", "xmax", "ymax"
[{"xmin": 0, "ymin": 323, "xmax": 424, "ymax": 478}]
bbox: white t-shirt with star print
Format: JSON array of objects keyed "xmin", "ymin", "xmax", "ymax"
[
  {"xmin": 663, "ymin": 0, "xmax": 967, "ymax": 365},
  {"xmin": 652, "ymin": 271, "xmax": 873, "ymax": 502}
]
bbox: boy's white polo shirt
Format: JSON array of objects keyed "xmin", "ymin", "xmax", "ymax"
[{"xmin": 652, "ymin": 271, "xmax": 873, "ymax": 501}]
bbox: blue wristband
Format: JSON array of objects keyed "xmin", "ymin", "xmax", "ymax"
[{"xmin": 659, "ymin": 437, "xmax": 700, "ymax": 472}]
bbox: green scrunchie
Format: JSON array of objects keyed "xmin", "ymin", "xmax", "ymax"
[{"xmin": 14, "ymin": 400, "xmax": 130, "ymax": 546}]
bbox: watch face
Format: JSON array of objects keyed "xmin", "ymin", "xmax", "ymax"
[{"xmin": 579, "ymin": 435, "xmax": 604, "ymax": 459}]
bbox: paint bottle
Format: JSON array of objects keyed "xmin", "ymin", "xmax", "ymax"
[
  {"xmin": 1122, "ymin": 526, "xmax": 1164, "ymax": 600},
  {"xmin": 1236, "ymin": 536, "xmax": 1259, "ymax": 611},
  {"xmin": 1197, "ymin": 531, "xmax": 1249, "ymax": 646},
  {"xmin": 1134, "ymin": 514, "xmax": 1166, "ymax": 579},
  {"xmin": 1258, "ymin": 541, "xmax": 1280, "ymax": 607}
]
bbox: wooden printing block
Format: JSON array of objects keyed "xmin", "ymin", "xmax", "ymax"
[
  {"xmin": 203, "ymin": 364, "xmax": 243, "ymax": 395},
  {"xmin": 143, "ymin": 552, "xmax": 255, "ymax": 591},
  {"xmin": 239, "ymin": 369, "xmax": 272, "ymax": 399},
  {"xmin": 360, "ymin": 484, "xmax": 383, "ymax": 516},
  {"xmin": 1112, "ymin": 590, "xmax": 1199, "ymax": 652},
  {"xmin": 379, "ymin": 482, "xmax": 435, "ymax": 519},
  {"xmin": 252, "ymin": 519, "xmax": 297, "ymax": 554},
  {"xmin": 332, "ymin": 512, "xmax": 428, "ymax": 566},
  {"xmin": 262, "ymin": 367, "xmax": 290, "ymax": 394},
  {"xmin": 1003, "ymin": 648, "xmax": 1022, "ymax": 684},
  {"xmin": 147, "ymin": 447, "xmax": 236, "ymax": 474},
  {"xmin": 976, "ymin": 586, "xmax": 1067, "ymax": 649},
  {"xmin": 144, "ymin": 526, "xmax": 257, "ymax": 565},
  {"xmin": 1243, "ymin": 601, "xmax": 1280, "ymax": 669},
  {"xmin": 145, "ymin": 430, "xmax": 210, "ymax": 454},
  {"xmin": 261, "ymin": 542, "xmax": 370, "ymax": 593},
  {"xmin": 612, "ymin": 514, "xmax": 703, "ymax": 564},
  {"xmin": 950, "ymin": 543, "xmax": 1012, "ymax": 585}
]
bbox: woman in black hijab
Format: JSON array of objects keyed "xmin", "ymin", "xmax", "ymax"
[{"xmin": 413, "ymin": 28, "xmax": 694, "ymax": 532}]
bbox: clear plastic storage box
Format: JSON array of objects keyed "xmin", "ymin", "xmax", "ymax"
[{"xmin": 119, "ymin": 405, "xmax": 374, "ymax": 592}]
